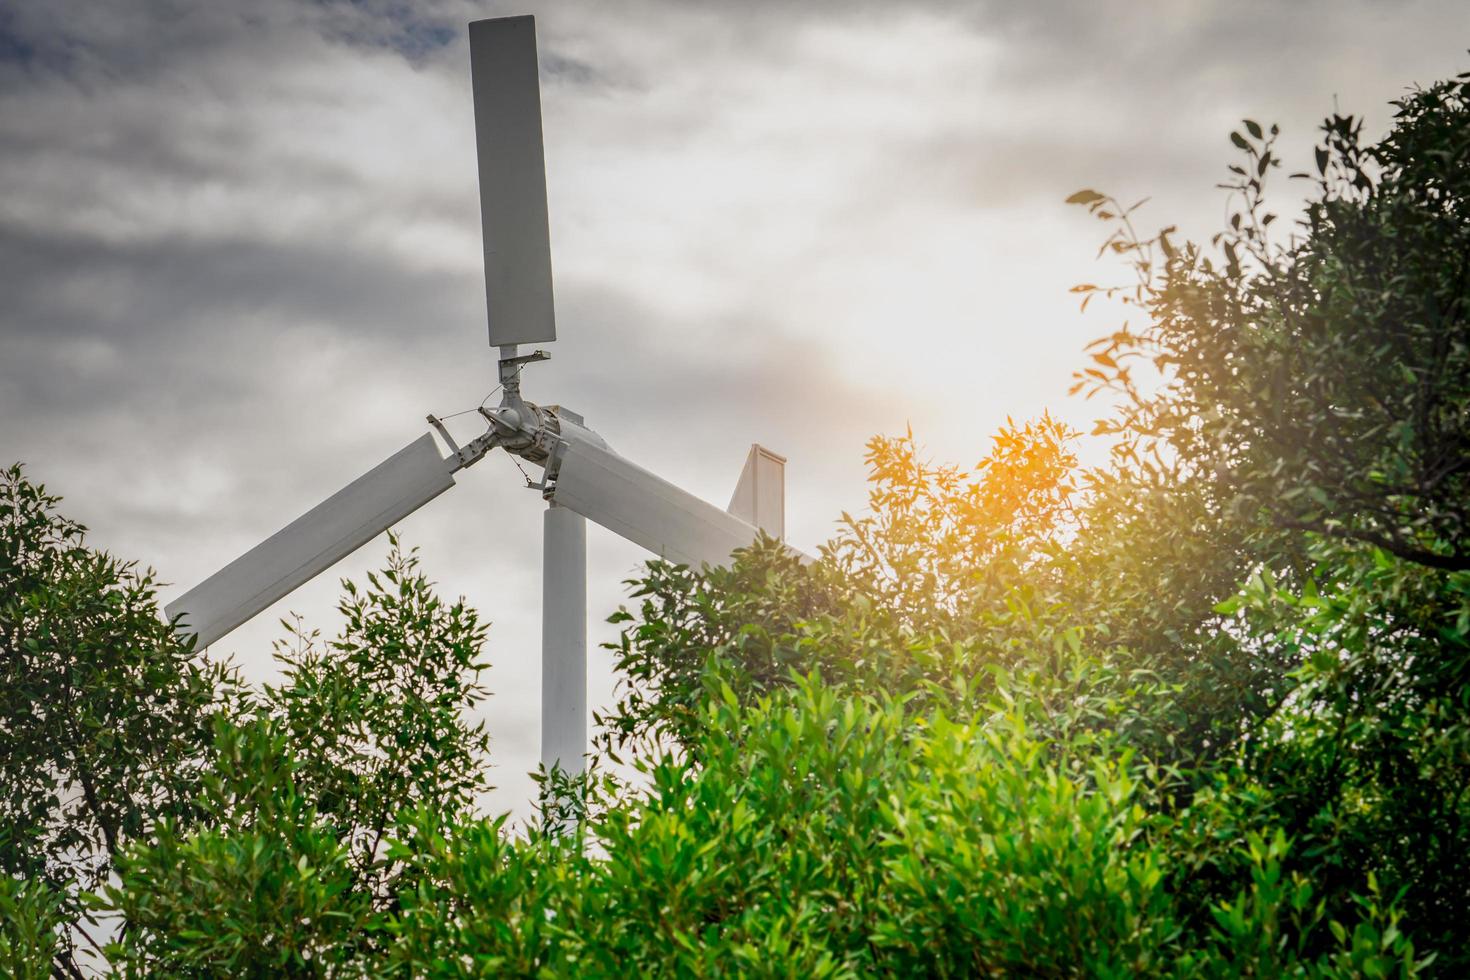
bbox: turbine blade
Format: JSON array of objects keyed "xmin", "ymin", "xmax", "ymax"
[
  {"xmin": 166, "ymin": 434, "xmax": 456, "ymax": 648},
  {"xmin": 550, "ymin": 438, "xmax": 777, "ymax": 568},
  {"xmin": 726, "ymin": 444, "xmax": 786, "ymax": 539},
  {"xmin": 470, "ymin": 15, "xmax": 556, "ymax": 347}
]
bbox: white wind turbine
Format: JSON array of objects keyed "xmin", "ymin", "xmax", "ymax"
[{"xmin": 166, "ymin": 15, "xmax": 793, "ymax": 775}]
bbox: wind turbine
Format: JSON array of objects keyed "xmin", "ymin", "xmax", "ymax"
[{"xmin": 166, "ymin": 15, "xmax": 792, "ymax": 776}]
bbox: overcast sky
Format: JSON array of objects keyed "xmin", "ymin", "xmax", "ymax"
[{"xmin": 3, "ymin": 0, "xmax": 1466, "ymax": 818}]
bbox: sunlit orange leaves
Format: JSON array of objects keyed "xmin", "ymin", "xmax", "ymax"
[{"xmin": 831, "ymin": 413, "xmax": 1080, "ymax": 625}]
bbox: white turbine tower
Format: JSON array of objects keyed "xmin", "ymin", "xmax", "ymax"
[{"xmin": 166, "ymin": 15, "xmax": 792, "ymax": 776}]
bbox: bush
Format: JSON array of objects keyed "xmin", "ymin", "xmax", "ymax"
[
  {"xmin": 0, "ymin": 876, "xmax": 65, "ymax": 980},
  {"xmin": 390, "ymin": 672, "xmax": 1430, "ymax": 976}
]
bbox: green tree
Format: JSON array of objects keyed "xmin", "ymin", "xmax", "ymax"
[
  {"xmin": 1069, "ymin": 73, "xmax": 1470, "ymax": 960},
  {"xmin": 0, "ymin": 461, "xmax": 492, "ymax": 975},
  {"xmin": 0, "ymin": 464, "xmax": 233, "ymax": 976},
  {"xmin": 0, "ymin": 876, "xmax": 66, "ymax": 980},
  {"xmin": 393, "ymin": 674, "xmax": 1428, "ymax": 976},
  {"xmin": 102, "ymin": 542, "xmax": 492, "ymax": 974},
  {"xmin": 1072, "ymin": 81, "xmax": 1470, "ymax": 573},
  {"xmin": 593, "ymin": 69, "xmax": 1470, "ymax": 968}
]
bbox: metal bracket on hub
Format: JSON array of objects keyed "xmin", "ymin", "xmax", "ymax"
[
  {"xmin": 428, "ymin": 414, "xmax": 502, "ymax": 474},
  {"xmin": 500, "ymin": 349, "xmax": 551, "ymax": 369},
  {"xmin": 497, "ymin": 346, "xmax": 550, "ymax": 392}
]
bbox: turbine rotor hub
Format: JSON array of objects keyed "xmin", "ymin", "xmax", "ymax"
[{"xmin": 480, "ymin": 399, "xmax": 560, "ymax": 466}]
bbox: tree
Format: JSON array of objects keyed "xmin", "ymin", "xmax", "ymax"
[
  {"xmin": 395, "ymin": 675, "xmax": 1428, "ymax": 977},
  {"xmin": 1071, "ymin": 80, "xmax": 1470, "ymax": 573},
  {"xmin": 103, "ymin": 542, "xmax": 492, "ymax": 974},
  {"xmin": 595, "ymin": 69, "xmax": 1470, "ymax": 967},
  {"xmin": 0, "ymin": 460, "xmax": 492, "ymax": 975},
  {"xmin": 1067, "ymin": 72, "xmax": 1470, "ymax": 959},
  {"xmin": 0, "ymin": 464, "xmax": 232, "ymax": 975}
]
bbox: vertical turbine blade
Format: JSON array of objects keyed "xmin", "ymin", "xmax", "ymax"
[
  {"xmin": 470, "ymin": 15, "xmax": 557, "ymax": 347},
  {"xmin": 165, "ymin": 434, "xmax": 456, "ymax": 648}
]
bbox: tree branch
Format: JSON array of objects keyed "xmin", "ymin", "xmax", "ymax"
[{"xmin": 1278, "ymin": 518, "xmax": 1470, "ymax": 571}]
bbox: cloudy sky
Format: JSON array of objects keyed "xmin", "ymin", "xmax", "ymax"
[{"xmin": 3, "ymin": 0, "xmax": 1466, "ymax": 817}]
